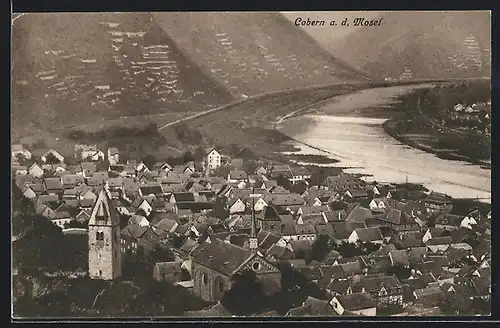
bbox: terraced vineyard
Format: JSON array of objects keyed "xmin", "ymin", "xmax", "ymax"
[
  {"xmin": 153, "ymin": 12, "xmax": 371, "ymax": 98},
  {"xmin": 12, "ymin": 13, "xmax": 234, "ymax": 138}
]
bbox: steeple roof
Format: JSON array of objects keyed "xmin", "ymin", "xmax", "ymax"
[{"xmin": 88, "ymin": 187, "xmax": 120, "ymax": 226}]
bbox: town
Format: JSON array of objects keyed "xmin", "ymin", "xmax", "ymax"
[{"xmin": 12, "ymin": 142, "xmax": 491, "ymax": 317}]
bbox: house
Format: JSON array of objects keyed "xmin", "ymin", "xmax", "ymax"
[
  {"xmin": 324, "ymin": 210, "xmax": 348, "ymax": 223},
  {"xmin": 374, "ymin": 208, "xmax": 420, "ymax": 232},
  {"xmin": 435, "ymin": 214, "xmax": 476, "ymax": 230},
  {"xmin": 330, "ymin": 293, "xmax": 377, "ymax": 316},
  {"xmin": 348, "ymin": 227, "xmax": 384, "ymax": 244},
  {"xmin": 120, "ymin": 224, "xmax": 160, "ymax": 254},
  {"xmin": 353, "ymin": 275, "xmax": 403, "ymax": 308},
  {"xmin": 325, "ymin": 173, "xmax": 366, "ymax": 193},
  {"xmin": 344, "ymin": 188, "xmax": 369, "ymax": 201},
  {"xmin": 191, "ymin": 239, "xmax": 281, "ymax": 302},
  {"xmin": 264, "ymin": 193, "xmax": 304, "ymax": 210},
  {"xmin": 43, "ymin": 177, "xmax": 63, "ymax": 194},
  {"xmin": 228, "ymin": 198, "xmax": 246, "ymax": 214},
  {"xmin": 286, "ymin": 296, "xmax": 337, "ymax": 316},
  {"xmin": 22, "ymin": 185, "xmax": 37, "ymax": 199},
  {"xmin": 153, "ymin": 260, "xmax": 183, "ymax": 283},
  {"xmin": 283, "ymin": 223, "xmax": 317, "ymax": 242},
  {"xmin": 256, "ymin": 205, "xmax": 282, "ymax": 234},
  {"xmin": 227, "ymin": 170, "xmax": 248, "ymax": 184},
  {"xmin": 205, "ymin": 148, "xmax": 222, "ymax": 170},
  {"xmin": 345, "ymin": 205, "xmax": 373, "ymax": 222},
  {"xmin": 28, "ymin": 163, "xmax": 44, "ymax": 178},
  {"xmin": 41, "ymin": 149, "xmax": 65, "ymax": 164},
  {"xmin": 413, "ymin": 287, "xmax": 443, "ymax": 307},
  {"xmin": 170, "ymin": 192, "xmax": 196, "ymax": 204},
  {"xmin": 61, "ymin": 174, "xmax": 84, "ymax": 189},
  {"xmin": 107, "ymin": 147, "xmax": 120, "ymax": 165},
  {"xmin": 12, "ymin": 144, "xmax": 32, "ymax": 160},
  {"xmin": 424, "ymin": 192, "xmax": 453, "ymax": 213},
  {"xmin": 289, "ymin": 167, "xmax": 311, "ymax": 183}
]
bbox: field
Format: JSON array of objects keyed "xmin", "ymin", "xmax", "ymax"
[{"xmin": 158, "ymin": 84, "xmax": 369, "ymax": 162}]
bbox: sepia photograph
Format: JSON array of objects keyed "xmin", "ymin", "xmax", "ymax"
[{"xmin": 11, "ymin": 11, "xmax": 491, "ymax": 319}]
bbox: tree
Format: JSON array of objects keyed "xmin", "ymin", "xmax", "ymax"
[
  {"xmin": 276, "ymin": 174, "xmax": 293, "ymax": 191},
  {"xmin": 270, "ymin": 263, "xmax": 326, "ymax": 315},
  {"xmin": 291, "ymin": 180, "xmax": 308, "ymax": 195},
  {"xmin": 44, "ymin": 152, "xmax": 61, "ymax": 164},
  {"xmin": 335, "ymin": 242, "xmax": 365, "ymax": 257},
  {"xmin": 194, "ymin": 146, "xmax": 206, "ymax": 161},
  {"xmin": 310, "ymin": 234, "xmax": 333, "ymax": 262},
  {"xmin": 213, "ymin": 196, "xmax": 230, "ymax": 221},
  {"xmin": 147, "ymin": 244, "xmax": 176, "ymax": 265},
  {"xmin": 221, "ymin": 269, "xmax": 269, "ymax": 315},
  {"xmin": 183, "ymin": 151, "xmax": 194, "ymax": 164},
  {"xmin": 142, "ymin": 154, "xmax": 157, "ymax": 170},
  {"xmin": 388, "ymin": 264, "xmax": 412, "ymax": 280}
]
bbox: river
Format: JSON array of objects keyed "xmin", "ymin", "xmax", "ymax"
[{"xmin": 276, "ymin": 84, "xmax": 491, "ymax": 203}]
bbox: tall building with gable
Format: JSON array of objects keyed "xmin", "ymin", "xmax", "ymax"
[{"xmin": 88, "ymin": 187, "xmax": 122, "ymax": 280}]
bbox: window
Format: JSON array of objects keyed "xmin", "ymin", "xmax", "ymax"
[
  {"xmin": 202, "ymin": 273, "xmax": 208, "ymax": 285},
  {"xmin": 96, "ymin": 231, "xmax": 104, "ymax": 241},
  {"xmin": 99, "ymin": 270, "xmax": 102, "ymax": 276}
]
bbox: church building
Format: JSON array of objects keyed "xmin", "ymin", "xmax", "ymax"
[{"xmin": 190, "ymin": 198, "xmax": 281, "ymax": 302}]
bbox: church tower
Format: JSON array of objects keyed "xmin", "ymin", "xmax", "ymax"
[
  {"xmin": 88, "ymin": 187, "xmax": 121, "ymax": 280},
  {"xmin": 249, "ymin": 188, "xmax": 260, "ymax": 252}
]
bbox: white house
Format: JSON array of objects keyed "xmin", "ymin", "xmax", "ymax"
[
  {"xmin": 229, "ymin": 198, "xmax": 246, "ymax": 214},
  {"xmin": 205, "ymin": 148, "xmax": 221, "ymax": 170},
  {"xmin": 28, "ymin": 163, "xmax": 44, "ymax": 178},
  {"xmin": 348, "ymin": 228, "xmax": 384, "ymax": 245},
  {"xmin": 454, "ymin": 104, "xmax": 464, "ymax": 112},
  {"xmin": 137, "ymin": 199, "xmax": 153, "ymax": 217},
  {"xmin": 12, "ymin": 144, "xmax": 32, "ymax": 160}
]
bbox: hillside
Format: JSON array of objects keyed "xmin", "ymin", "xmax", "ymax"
[
  {"xmin": 329, "ymin": 11, "xmax": 491, "ymax": 80},
  {"xmin": 11, "ymin": 13, "xmax": 234, "ymax": 138},
  {"xmin": 152, "ymin": 12, "xmax": 371, "ymax": 97}
]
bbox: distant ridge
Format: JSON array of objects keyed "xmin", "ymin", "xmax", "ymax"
[{"xmin": 329, "ymin": 11, "xmax": 491, "ymax": 80}]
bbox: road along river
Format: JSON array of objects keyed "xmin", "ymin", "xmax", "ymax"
[{"xmin": 276, "ymin": 85, "xmax": 491, "ymax": 203}]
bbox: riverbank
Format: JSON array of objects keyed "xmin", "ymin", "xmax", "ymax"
[
  {"xmin": 275, "ymin": 85, "xmax": 491, "ymax": 202},
  {"xmin": 381, "ymin": 89, "xmax": 491, "ymax": 169}
]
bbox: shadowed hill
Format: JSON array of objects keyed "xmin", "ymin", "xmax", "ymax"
[
  {"xmin": 12, "ymin": 13, "xmax": 234, "ymax": 138},
  {"xmin": 152, "ymin": 12, "xmax": 371, "ymax": 97},
  {"xmin": 329, "ymin": 11, "xmax": 491, "ymax": 80}
]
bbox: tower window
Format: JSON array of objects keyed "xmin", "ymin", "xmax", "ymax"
[
  {"xmin": 99, "ymin": 270, "xmax": 102, "ymax": 276},
  {"xmin": 96, "ymin": 231, "xmax": 104, "ymax": 241}
]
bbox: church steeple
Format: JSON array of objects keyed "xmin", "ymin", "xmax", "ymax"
[{"xmin": 249, "ymin": 187, "xmax": 260, "ymax": 252}]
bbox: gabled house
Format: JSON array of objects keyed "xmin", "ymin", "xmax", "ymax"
[
  {"xmin": 348, "ymin": 227, "xmax": 384, "ymax": 244},
  {"xmin": 228, "ymin": 198, "xmax": 246, "ymax": 214},
  {"xmin": 205, "ymin": 148, "xmax": 222, "ymax": 170},
  {"xmin": 424, "ymin": 192, "xmax": 453, "ymax": 214},
  {"xmin": 352, "ymin": 275, "xmax": 404, "ymax": 308},
  {"xmin": 330, "ymin": 293, "xmax": 377, "ymax": 316}
]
